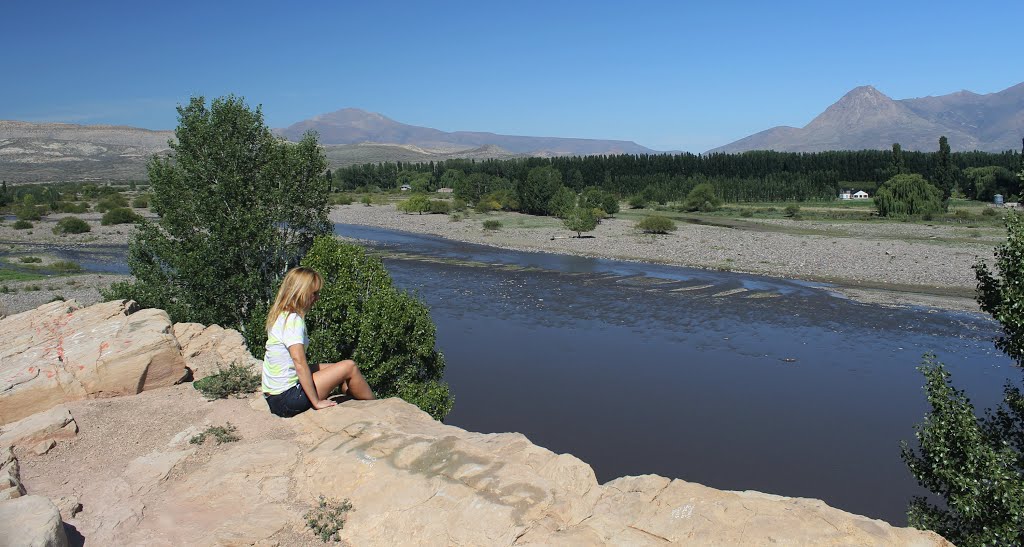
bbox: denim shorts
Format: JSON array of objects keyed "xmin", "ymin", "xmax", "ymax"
[{"xmin": 264, "ymin": 384, "xmax": 312, "ymax": 418}]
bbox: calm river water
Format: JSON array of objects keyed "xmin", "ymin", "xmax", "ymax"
[
  {"xmin": 334, "ymin": 223, "xmax": 1014, "ymax": 526},
  {"xmin": 26, "ymin": 225, "xmax": 1014, "ymax": 526}
]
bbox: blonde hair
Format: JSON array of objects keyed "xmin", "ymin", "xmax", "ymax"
[{"xmin": 265, "ymin": 267, "xmax": 323, "ymax": 332}]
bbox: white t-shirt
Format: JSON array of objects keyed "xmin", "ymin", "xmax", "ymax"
[{"xmin": 262, "ymin": 312, "xmax": 308, "ymax": 395}]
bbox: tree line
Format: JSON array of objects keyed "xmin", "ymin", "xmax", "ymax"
[{"xmin": 332, "ymin": 145, "xmax": 1022, "ymax": 204}]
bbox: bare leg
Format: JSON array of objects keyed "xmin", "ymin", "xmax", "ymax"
[{"xmin": 312, "ymin": 360, "xmax": 376, "ymax": 401}]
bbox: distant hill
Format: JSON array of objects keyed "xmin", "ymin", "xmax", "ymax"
[
  {"xmin": 322, "ymin": 142, "xmax": 522, "ymax": 168},
  {"xmin": 0, "ymin": 121, "xmax": 174, "ymax": 182},
  {"xmin": 277, "ymin": 108, "xmax": 656, "ymax": 156},
  {"xmin": 709, "ymin": 82, "xmax": 1024, "ymax": 153}
]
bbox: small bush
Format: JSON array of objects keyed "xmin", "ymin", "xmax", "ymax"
[
  {"xmin": 636, "ymin": 215, "xmax": 677, "ymax": 234},
  {"xmin": 628, "ymin": 195, "xmax": 648, "ymax": 209},
  {"xmin": 360, "ymin": 194, "xmax": 373, "ymax": 206},
  {"xmin": 50, "ymin": 260, "xmax": 83, "ymax": 273},
  {"xmin": 426, "ymin": 200, "xmax": 451, "ymax": 214},
  {"xmin": 53, "ymin": 216, "xmax": 91, "ymax": 235},
  {"xmin": 58, "ymin": 201, "xmax": 90, "ymax": 214},
  {"xmin": 101, "ymin": 207, "xmax": 142, "ymax": 226},
  {"xmin": 784, "ymin": 204, "xmax": 801, "ymax": 217},
  {"xmin": 482, "ymin": 219, "xmax": 502, "ymax": 231},
  {"xmin": 190, "ymin": 423, "xmax": 240, "ymax": 445},
  {"xmin": 330, "ymin": 193, "xmax": 353, "ymax": 205},
  {"xmin": 451, "ymin": 198, "xmax": 467, "ymax": 212},
  {"xmin": 740, "ymin": 208, "xmax": 754, "ymax": 218},
  {"xmin": 305, "ymin": 496, "xmax": 353, "ymax": 543},
  {"xmin": 474, "ymin": 199, "xmax": 501, "ymax": 213},
  {"xmin": 48, "ymin": 295, "xmax": 66, "ymax": 303},
  {"xmin": 95, "ymin": 193, "xmax": 129, "ymax": 213},
  {"xmin": 981, "ymin": 207, "xmax": 997, "ymax": 217},
  {"xmin": 18, "ymin": 256, "xmax": 42, "ymax": 263},
  {"xmin": 131, "ymin": 196, "xmax": 149, "ymax": 208},
  {"xmin": 13, "ymin": 220, "xmax": 33, "ymax": 230},
  {"xmin": 953, "ymin": 209, "xmax": 972, "ymax": 222},
  {"xmin": 193, "ymin": 363, "xmax": 261, "ymax": 399}
]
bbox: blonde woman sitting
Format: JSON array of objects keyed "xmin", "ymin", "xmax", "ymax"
[{"xmin": 262, "ymin": 267, "xmax": 375, "ymax": 417}]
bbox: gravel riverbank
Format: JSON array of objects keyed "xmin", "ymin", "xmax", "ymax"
[
  {"xmin": 331, "ymin": 204, "xmax": 1001, "ymax": 313},
  {"xmin": 0, "ymin": 205, "xmax": 1000, "ymax": 316}
]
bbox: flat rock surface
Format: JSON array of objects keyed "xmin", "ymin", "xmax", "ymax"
[{"xmin": 16, "ymin": 384, "xmax": 951, "ymax": 546}]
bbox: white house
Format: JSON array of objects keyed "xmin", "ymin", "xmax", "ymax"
[
  {"xmin": 839, "ymin": 189, "xmax": 853, "ymax": 200},
  {"xmin": 853, "ymin": 190, "xmax": 869, "ymax": 199},
  {"xmin": 436, "ymin": 187, "xmax": 454, "ymax": 194}
]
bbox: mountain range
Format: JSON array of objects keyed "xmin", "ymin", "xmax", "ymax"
[
  {"xmin": 276, "ymin": 108, "xmax": 655, "ymax": 155},
  {"xmin": 710, "ymin": 82, "xmax": 1024, "ymax": 153},
  {"xmin": 2, "ymin": 82, "xmax": 1021, "ymax": 182}
]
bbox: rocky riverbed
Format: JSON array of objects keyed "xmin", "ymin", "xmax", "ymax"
[{"xmin": 331, "ymin": 204, "xmax": 1003, "ymax": 313}]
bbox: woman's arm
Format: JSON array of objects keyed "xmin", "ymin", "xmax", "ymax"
[{"xmin": 288, "ymin": 343, "xmax": 336, "ymax": 409}]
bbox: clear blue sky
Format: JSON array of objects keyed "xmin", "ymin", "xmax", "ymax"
[{"xmin": 3, "ymin": 0, "xmax": 1021, "ymax": 152}]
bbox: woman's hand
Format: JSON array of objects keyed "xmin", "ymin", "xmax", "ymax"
[{"xmin": 313, "ymin": 399, "xmax": 337, "ymax": 410}]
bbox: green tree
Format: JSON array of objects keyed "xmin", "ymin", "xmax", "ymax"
[
  {"xmin": 902, "ymin": 213, "xmax": 1024, "ymax": 545},
  {"xmin": 439, "ymin": 169, "xmax": 464, "ymax": 191},
  {"xmin": 106, "ymin": 95, "xmax": 330, "ymax": 329},
  {"xmin": 517, "ymin": 166, "xmax": 563, "ymax": 215},
  {"xmin": 874, "ymin": 174, "xmax": 945, "ymax": 217},
  {"xmin": 964, "ymin": 166, "xmax": 1019, "ymax": 202},
  {"xmin": 548, "ymin": 186, "xmax": 577, "ymax": 219},
  {"xmin": 933, "ymin": 136, "xmax": 957, "ymax": 201},
  {"xmin": 562, "ymin": 205, "xmax": 598, "ymax": 237},
  {"xmin": 889, "ymin": 142, "xmax": 906, "ymax": 177}
]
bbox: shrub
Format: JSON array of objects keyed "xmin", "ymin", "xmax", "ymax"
[
  {"xmin": 681, "ymin": 183, "xmax": 722, "ymax": 212},
  {"xmin": 740, "ymin": 208, "xmax": 754, "ymax": 218},
  {"xmin": 331, "ymin": 193, "xmax": 353, "ymax": 205},
  {"xmin": 95, "ymin": 193, "xmax": 129, "ymax": 213},
  {"xmin": 18, "ymin": 256, "xmax": 42, "ymax": 263},
  {"xmin": 190, "ymin": 423, "xmax": 240, "ymax": 445},
  {"xmin": 193, "ymin": 363, "xmax": 261, "ymax": 399},
  {"xmin": 482, "ymin": 220, "xmax": 502, "ymax": 231},
  {"xmin": 952, "ymin": 209, "xmax": 972, "ymax": 222},
  {"xmin": 12, "ymin": 220, "xmax": 33, "ymax": 230},
  {"xmin": 628, "ymin": 195, "xmax": 648, "ymax": 209},
  {"xmin": 131, "ymin": 195, "xmax": 149, "ymax": 208},
  {"xmin": 784, "ymin": 204, "xmax": 801, "ymax": 217},
  {"xmin": 475, "ymin": 199, "xmax": 501, "ymax": 213},
  {"xmin": 426, "ymin": 199, "xmax": 451, "ymax": 214},
  {"xmin": 53, "ymin": 216, "xmax": 91, "ymax": 235},
  {"xmin": 982, "ymin": 207, "xmax": 997, "ymax": 217},
  {"xmin": 57, "ymin": 201, "xmax": 90, "ymax": 214},
  {"xmin": 636, "ymin": 215, "xmax": 677, "ymax": 234},
  {"xmin": 305, "ymin": 496, "xmax": 353, "ymax": 543},
  {"xmin": 361, "ymin": 194, "xmax": 373, "ymax": 206},
  {"xmin": 100, "ymin": 207, "xmax": 142, "ymax": 225},
  {"xmin": 451, "ymin": 198, "xmax": 467, "ymax": 212},
  {"xmin": 49, "ymin": 260, "xmax": 83, "ymax": 273}
]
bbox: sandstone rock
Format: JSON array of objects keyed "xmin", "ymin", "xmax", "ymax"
[
  {"xmin": 40, "ymin": 395, "xmax": 951, "ymax": 546},
  {"xmin": 0, "ymin": 444, "xmax": 26, "ymax": 501},
  {"xmin": 32, "ymin": 439, "xmax": 56, "ymax": 456},
  {"xmin": 0, "ymin": 495, "xmax": 69, "ymax": 546},
  {"xmin": 0, "ymin": 300, "xmax": 188, "ymax": 425},
  {"xmin": 173, "ymin": 322, "xmax": 256, "ymax": 380},
  {"xmin": 54, "ymin": 495, "xmax": 82, "ymax": 520},
  {"xmin": 0, "ymin": 405, "xmax": 77, "ymax": 449}
]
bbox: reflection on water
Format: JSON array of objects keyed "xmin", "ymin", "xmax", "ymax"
[{"xmin": 336, "ymin": 223, "xmax": 1013, "ymax": 526}]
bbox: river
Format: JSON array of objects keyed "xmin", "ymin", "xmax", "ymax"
[{"xmin": 333, "ymin": 223, "xmax": 1014, "ymax": 526}]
